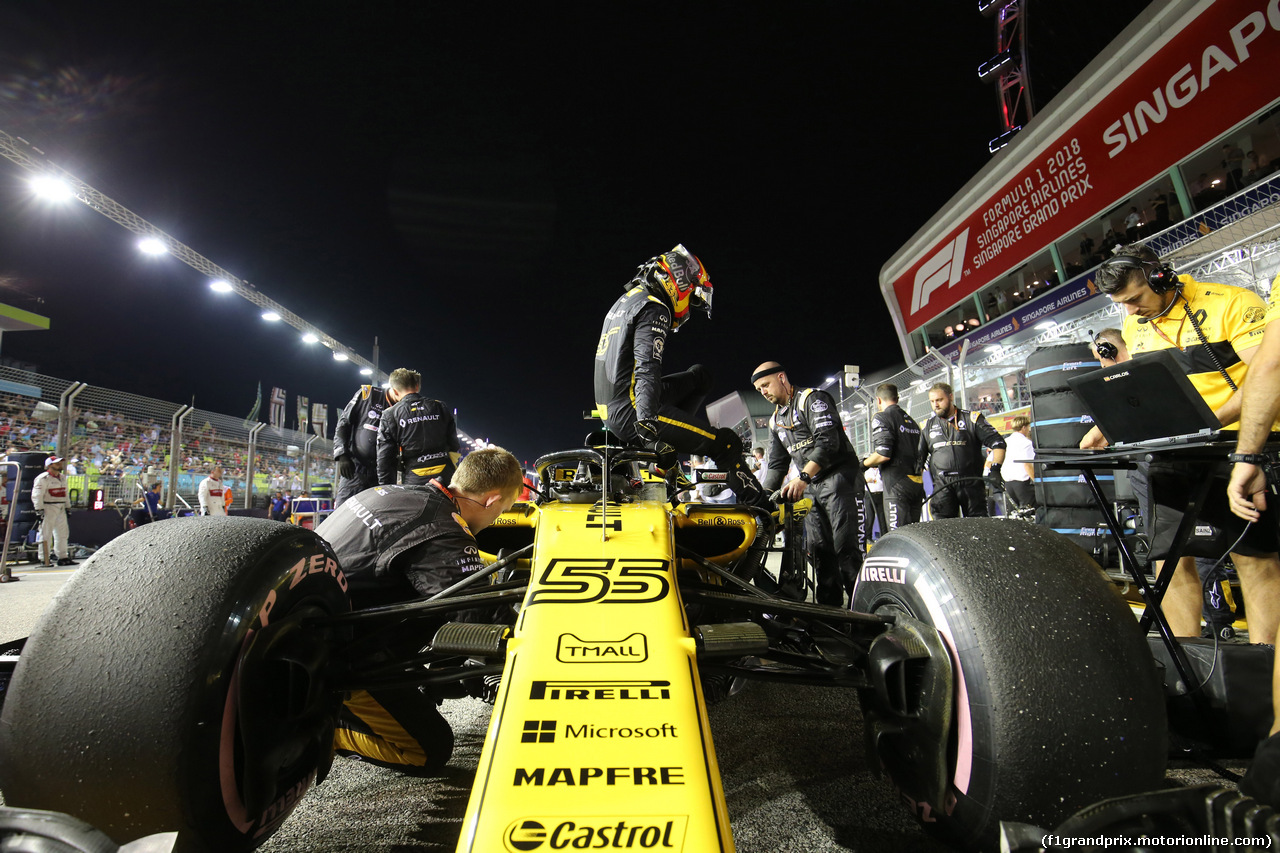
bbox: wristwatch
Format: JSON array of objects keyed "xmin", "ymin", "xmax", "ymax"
[
  {"xmin": 797, "ymin": 471, "xmax": 813, "ymax": 484},
  {"xmin": 1228, "ymin": 453, "xmax": 1270, "ymax": 465}
]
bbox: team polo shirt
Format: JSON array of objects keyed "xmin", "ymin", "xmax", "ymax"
[{"xmin": 1122, "ymin": 274, "xmax": 1266, "ymax": 414}]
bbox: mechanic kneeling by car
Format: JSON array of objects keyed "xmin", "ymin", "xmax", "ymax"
[{"xmin": 314, "ymin": 446, "xmax": 524, "ymax": 775}]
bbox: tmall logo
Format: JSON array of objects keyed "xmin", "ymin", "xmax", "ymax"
[{"xmin": 910, "ymin": 228, "xmax": 969, "ymax": 315}]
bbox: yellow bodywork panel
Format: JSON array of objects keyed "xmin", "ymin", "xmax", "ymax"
[{"xmin": 456, "ymin": 498, "xmax": 735, "ymax": 852}]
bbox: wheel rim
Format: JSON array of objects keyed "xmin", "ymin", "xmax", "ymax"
[{"xmin": 218, "ymin": 603, "xmax": 341, "ymax": 837}]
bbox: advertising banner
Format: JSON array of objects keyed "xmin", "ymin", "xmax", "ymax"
[
  {"xmin": 938, "ymin": 271, "xmax": 1108, "ymax": 361},
  {"xmin": 296, "ymin": 395, "xmax": 309, "ymax": 433},
  {"xmin": 1148, "ymin": 173, "xmax": 1280, "ymax": 257},
  {"xmin": 893, "ymin": 0, "xmax": 1280, "ymax": 333}
]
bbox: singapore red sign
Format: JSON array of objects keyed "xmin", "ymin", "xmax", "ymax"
[{"xmin": 894, "ymin": 0, "xmax": 1280, "ymax": 333}]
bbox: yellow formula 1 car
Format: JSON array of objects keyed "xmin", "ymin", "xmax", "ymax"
[{"xmin": 0, "ymin": 436, "xmax": 1168, "ymax": 852}]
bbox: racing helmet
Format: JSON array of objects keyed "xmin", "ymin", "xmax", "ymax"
[{"xmin": 642, "ymin": 244, "xmax": 713, "ymax": 330}]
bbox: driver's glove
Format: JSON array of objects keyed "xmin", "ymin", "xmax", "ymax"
[
  {"xmin": 336, "ymin": 454, "xmax": 355, "ymax": 479},
  {"xmin": 987, "ymin": 467, "xmax": 1005, "ymax": 493},
  {"xmin": 636, "ymin": 418, "xmax": 661, "ymax": 444},
  {"xmin": 636, "ymin": 418, "xmax": 676, "ymax": 468},
  {"xmin": 33, "ymin": 509, "xmax": 44, "ymax": 522},
  {"xmin": 650, "ymin": 441, "xmax": 677, "ymax": 470}
]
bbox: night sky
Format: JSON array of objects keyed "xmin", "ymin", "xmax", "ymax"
[{"xmin": 0, "ymin": 1, "xmax": 1149, "ymax": 464}]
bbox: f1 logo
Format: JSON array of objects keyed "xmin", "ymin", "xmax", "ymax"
[{"xmin": 910, "ymin": 228, "xmax": 969, "ymax": 315}]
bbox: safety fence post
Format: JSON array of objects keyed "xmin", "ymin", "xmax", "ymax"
[
  {"xmin": 302, "ymin": 435, "xmax": 317, "ymax": 494},
  {"xmin": 56, "ymin": 382, "xmax": 86, "ymax": 457},
  {"xmin": 245, "ymin": 423, "xmax": 265, "ymax": 509}
]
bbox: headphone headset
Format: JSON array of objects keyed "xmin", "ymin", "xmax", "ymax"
[
  {"xmin": 1089, "ymin": 330, "xmax": 1118, "ymax": 362},
  {"xmin": 1103, "ymin": 253, "xmax": 1181, "ymax": 293}
]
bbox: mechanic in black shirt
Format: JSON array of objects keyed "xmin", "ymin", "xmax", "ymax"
[
  {"xmin": 333, "ymin": 382, "xmax": 391, "ymax": 506},
  {"xmin": 752, "ymin": 361, "xmax": 865, "ymax": 606},
  {"xmin": 917, "ymin": 382, "xmax": 1006, "ymax": 518},
  {"xmin": 861, "ymin": 382, "xmax": 926, "ymax": 530},
  {"xmin": 594, "ymin": 244, "xmax": 768, "ymax": 508},
  {"xmin": 377, "ymin": 368, "xmax": 460, "ymax": 487},
  {"xmin": 317, "ymin": 447, "xmax": 524, "ymax": 775}
]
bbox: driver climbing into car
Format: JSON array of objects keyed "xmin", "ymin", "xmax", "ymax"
[
  {"xmin": 752, "ymin": 362, "xmax": 865, "ymax": 607},
  {"xmin": 315, "ymin": 447, "xmax": 523, "ymax": 775},
  {"xmin": 593, "ymin": 244, "xmax": 771, "ymax": 510}
]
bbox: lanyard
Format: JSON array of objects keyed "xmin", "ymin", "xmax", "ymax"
[{"xmin": 1145, "ymin": 294, "xmax": 1189, "ymax": 350}]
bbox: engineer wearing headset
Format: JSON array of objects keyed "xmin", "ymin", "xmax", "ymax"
[{"xmin": 1087, "ymin": 243, "xmax": 1280, "ymax": 653}]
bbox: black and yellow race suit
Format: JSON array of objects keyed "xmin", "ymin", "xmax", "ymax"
[
  {"xmin": 376, "ymin": 393, "xmax": 459, "ymax": 487},
  {"xmin": 870, "ymin": 403, "xmax": 925, "ymax": 529},
  {"xmin": 763, "ymin": 387, "xmax": 864, "ymax": 606},
  {"xmin": 317, "ymin": 481, "xmax": 488, "ymax": 774},
  {"xmin": 918, "ymin": 408, "xmax": 1006, "ymax": 518},
  {"xmin": 593, "ymin": 284, "xmax": 764, "ymax": 503},
  {"xmin": 333, "ymin": 384, "xmax": 390, "ymax": 505}
]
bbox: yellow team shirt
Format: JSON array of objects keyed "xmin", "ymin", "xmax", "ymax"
[{"xmin": 1122, "ymin": 274, "xmax": 1267, "ymax": 414}]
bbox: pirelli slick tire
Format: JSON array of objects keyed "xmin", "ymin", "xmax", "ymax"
[
  {"xmin": 1026, "ymin": 343, "xmax": 1099, "ymax": 395},
  {"xmin": 1036, "ymin": 469, "xmax": 1117, "ymax": 508},
  {"xmin": 1029, "ymin": 390, "xmax": 1096, "ymax": 450},
  {"xmin": 851, "ymin": 518, "xmax": 1166, "ymax": 851},
  {"xmin": 0, "ymin": 518, "xmax": 350, "ymax": 853}
]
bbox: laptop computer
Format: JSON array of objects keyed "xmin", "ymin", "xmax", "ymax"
[{"xmin": 1066, "ymin": 349, "xmax": 1221, "ymax": 447}]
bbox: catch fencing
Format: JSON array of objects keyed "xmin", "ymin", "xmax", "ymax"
[{"xmin": 0, "ymin": 366, "xmax": 332, "ymax": 510}]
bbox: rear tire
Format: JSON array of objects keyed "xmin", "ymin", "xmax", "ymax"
[
  {"xmin": 852, "ymin": 518, "xmax": 1166, "ymax": 850},
  {"xmin": 0, "ymin": 518, "xmax": 350, "ymax": 852}
]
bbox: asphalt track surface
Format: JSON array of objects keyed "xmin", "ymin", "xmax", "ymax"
[{"xmin": 0, "ymin": 564, "xmax": 1248, "ymax": 853}]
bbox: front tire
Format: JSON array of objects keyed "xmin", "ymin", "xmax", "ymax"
[
  {"xmin": 852, "ymin": 518, "xmax": 1166, "ymax": 850},
  {"xmin": 0, "ymin": 517, "xmax": 350, "ymax": 852}
]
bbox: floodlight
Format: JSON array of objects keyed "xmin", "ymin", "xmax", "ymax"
[
  {"xmin": 333, "ymin": 352, "xmax": 349, "ymax": 361},
  {"xmin": 30, "ymin": 175, "xmax": 74, "ymax": 201},
  {"xmin": 138, "ymin": 237, "xmax": 167, "ymax": 255},
  {"xmin": 359, "ymin": 367, "xmax": 373, "ymax": 376},
  {"xmin": 262, "ymin": 311, "xmax": 281, "ymax": 322},
  {"xmin": 301, "ymin": 333, "xmax": 319, "ymax": 344},
  {"xmin": 209, "ymin": 280, "xmax": 232, "ymax": 293},
  {"xmin": 1035, "ymin": 321, "xmax": 1057, "ymax": 331}
]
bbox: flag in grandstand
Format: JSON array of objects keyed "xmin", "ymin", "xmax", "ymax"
[
  {"xmin": 311, "ymin": 403, "xmax": 328, "ymax": 438},
  {"xmin": 243, "ymin": 382, "xmax": 262, "ymax": 428},
  {"xmin": 270, "ymin": 386, "xmax": 287, "ymax": 430},
  {"xmin": 296, "ymin": 395, "xmax": 309, "ymax": 432}
]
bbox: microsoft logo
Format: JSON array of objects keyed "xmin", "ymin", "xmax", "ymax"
[{"xmin": 521, "ymin": 720, "xmax": 556, "ymax": 744}]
